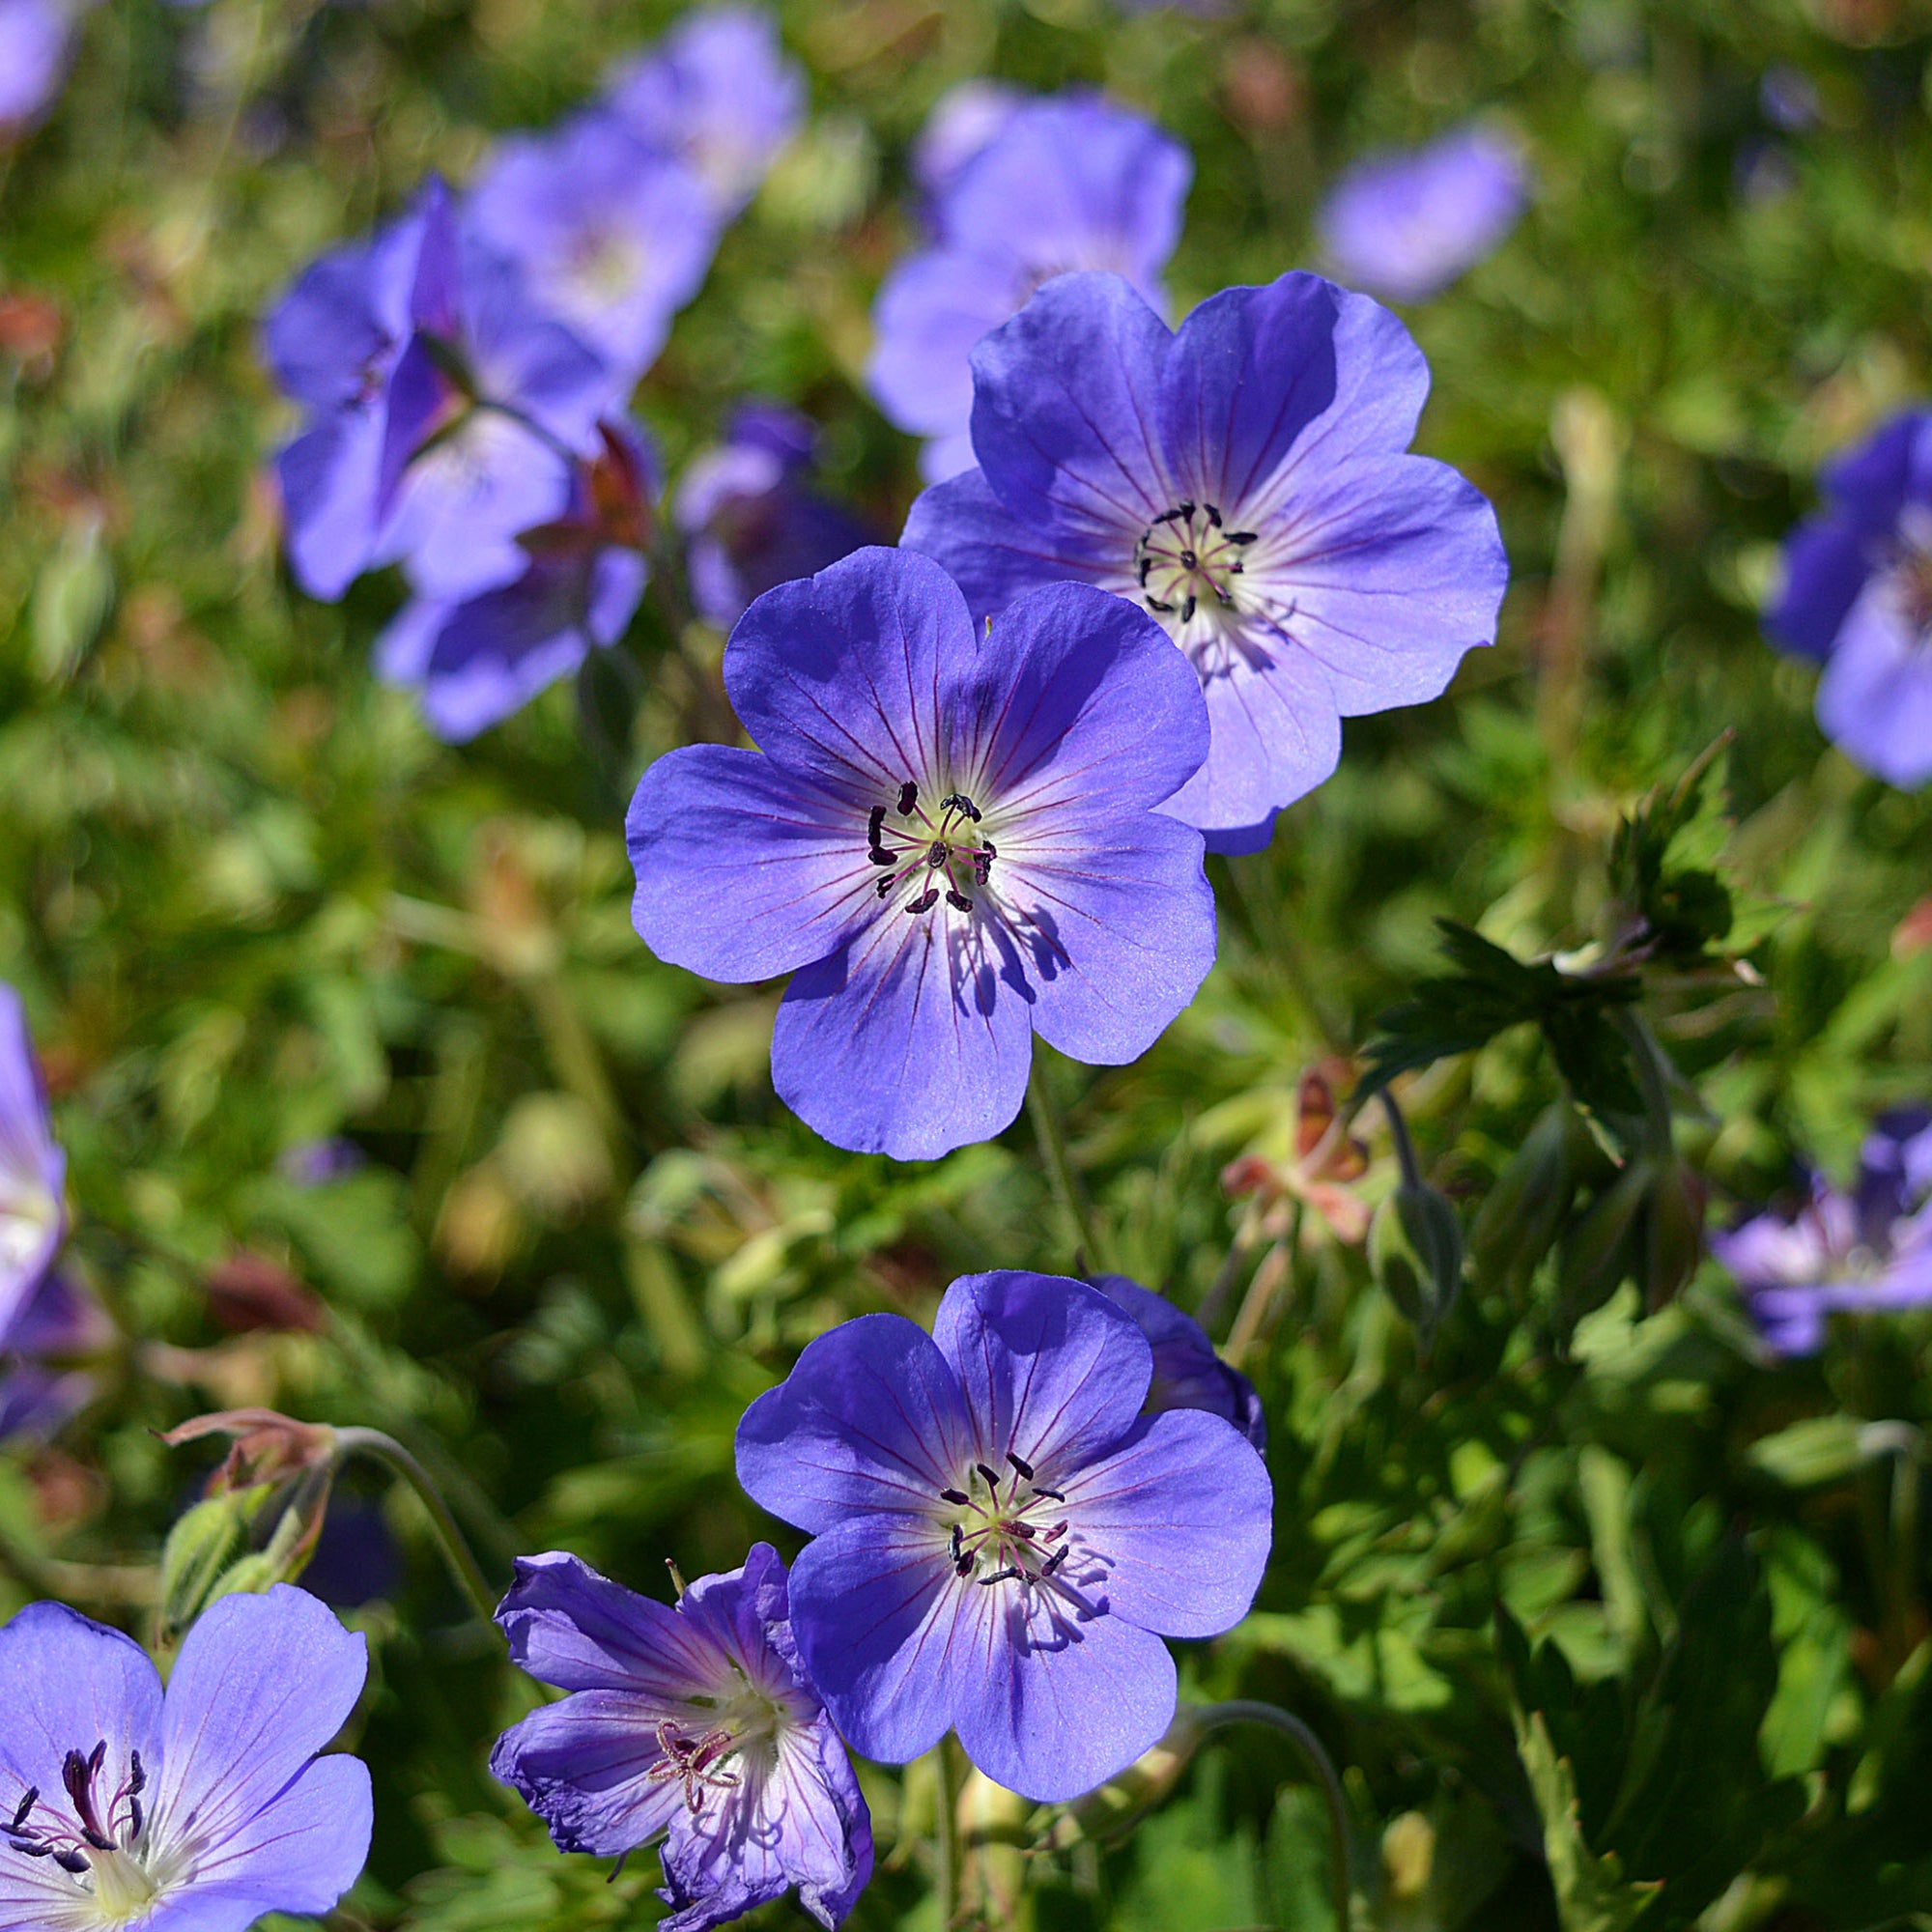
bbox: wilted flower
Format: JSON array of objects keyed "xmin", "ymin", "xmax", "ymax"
[
  {"xmin": 869, "ymin": 94, "xmax": 1191, "ymax": 481},
  {"xmin": 0, "ymin": 0, "xmax": 72, "ymax": 139},
  {"xmin": 491, "ymin": 1545, "xmax": 872, "ymax": 1932},
  {"xmin": 1316, "ymin": 125, "xmax": 1527, "ymax": 304},
  {"xmin": 1768, "ymin": 409, "xmax": 1932, "ymax": 790},
  {"xmin": 1091, "ymin": 1274, "xmax": 1265, "ymax": 1451},
  {"xmin": 674, "ymin": 402, "xmax": 870, "ymax": 631},
  {"xmin": 378, "ymin": 419, "xmax": 654, "ymax": 740},
  {"xmin": 269, "ymin": 177, "xmax": 615, "ymax": 603},
  {"xmin": 735, "ymin": 1270, "xmax": 1273, "ymax": 1802},
  {"xmin": 903, "ymin": 270, "xmax": 1507, "ymax": 852},
  {"xmin": 626, "ymin": 546, "xmax": 1215, "ymax": 1160},
  {"xmin": 1714, "ymin": 1111, "xmax": 1932, "ymax": 1355},
  {"xmin": 605, "ymin": 5, "xmax": 805, "ymax": 219},
  {"xmin": 0, "ymin": 983, "xmax": 66, "ymax": 1340},
  {"xmin": 467, "ymin": 110, "xmax": 720, "ymax": 387},
  {"xmin": 0, "ymin": 1586, "xmax": 371, "ymax": 1929}
]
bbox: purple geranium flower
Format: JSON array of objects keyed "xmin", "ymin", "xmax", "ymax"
[
  {"xmin": 378, "ymin": 420, "xmax": 654, "ymax": 740},
  {"xmin": 605, "ymin": 6, "xmax": 805, "ymax": 220},
  {"xmin": 625, "ymin": 546, "xmax": 1215, "ymax": 1160},
  {"xmin": 0, "ymin": 983, "xmax": 66, "ymax": 1341},
  {"xmin": 902, "ymin": 270, "xmax": 1508, "ymax": 852},
  {"xmin": 467, "ymin": 110, "xmax": 720, "ymax": 388},
  {"xmin": 0, "ymin": 0, "xmax": 71, "ymax": 136},
  {"xmin": 868, "ymin": 94, "xmax": 1191, "ymax": 482},
  {"xmin": 910, "ymin": 81, "xmax": 1022, "ymax": 203},
  {"xmin": 0, "ymin": 1269, "xmax": 113, "ymax": 1443},
  {"xmin": 1713, "ymin": 1111, "xmax": 1932, "ymax": 1355},
  {"xmin": 1316, "ymin": 125, "xmax": 1527, "ymax": 305},
  {"xmin": 276, "ymin": 1137, "xmax": 366, "ymax": 1187},
  {"xmin": 1767, "ymin": 409, "xmax": 1932, "ymax": 790},
  {"xmin": 735, "ymin": 1270, "xmax": 1273, "ymax": 1802},
  {"xmin": 1092, "ymin": 1274, "xmax": 1265, "ymax": 1451},
  {"xmin": 674, "ymin": 402, "xmax": 871, "ymax": 632},
  {"xmin": 0, "ymin": 1585, "xmax": 371, "ymax": 1929},
  {"xmin": 491, "ymin": 1544, "xmax": 872, "ymax": 1932}
]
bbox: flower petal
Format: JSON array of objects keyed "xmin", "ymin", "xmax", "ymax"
[
  {"xmin": 490, "ymin": 1690, "xmax": 684, "ymax": 1856},
  {"xmin": 496, "ymin": 1550, "xmax": 723, "ymax": 1697},
  {"xmin": 150, "ymin": 1586, "xmax": 366, "ymax": 1867},
  {"xmin": 720, "ymin": 547, "xmax": 980, "ymax": 802},
  {"xmin": 169, "ymin": 1751, "xmax": 372, "ymax": 1920},
  {"xmin": 627, "ymin": 745, "xmax": 874, "ymax": 983},
  {"xmin": 867, "ymin": 248, "xmax": 1018, "ymax": 442},
  {"xmin": 946, "ymin": 1578, "xmax": 1178, "ymax": 1803},
  {"xmin": 1815, "ymin": 586, "xmax": 1932, "ymax": 789},
  {"xmin": 1064, "ymin": 1408, "xmax": 1272, "ymax": 1639},
  {"xmin": 900, "ymin": 468, "xmax": 1111, "ymax": 629},
  {"xmin": 1767, "ymin": 513, "xmax": 1874, "ymax": 664},
  {"xmin": 931, "ymin": 1271, "xmax": 1151, "ymax": 1476},
  {"xmin": 769, "ymin": 911, "xmax": 1037, "ymax": 1160},
  {"xmin": 736, "ymin": 1315, "xmax": 973, "ymax": 1534}
]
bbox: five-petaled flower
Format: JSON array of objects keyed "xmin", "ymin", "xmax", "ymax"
[
  {"xmin": 625, "ymin": 545, "xmax": 1216, "ymax": 1160},
  {"xmin": 1768, "ymin": 407, "xmax": 1932, "ymax": 791},
  {"xmin": 903, "ymin": 270, "xmax": 1509, "ymax": 853},
  {"xmin": 0, "ymin": 1584, "xmax": 371, "ymax": 1930},
  {"xmin": 735, "ymin": 1269, "xmax": 1273, "ymax": 1803},
  {"xmin": 490, "ymin": 1544, "xmax": 872, "ymax": 1932}
]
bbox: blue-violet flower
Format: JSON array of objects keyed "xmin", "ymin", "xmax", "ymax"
[
  {"xmin": 0, "ymin": 0, "xmax": 71, "ymax": 137},
  {"xmin": 0, "ymin": 1585, "xmax": 371, "ymax": 1930},
  {"xmin": 1316, "ymin": 125, "xmax": 1527, "ymax": 305},
  {"xmin": 1768, "ymin": 408, "xmax": 1932, "ymax": 790},
  {"xmin": 903, "ymin": 270, "xmax": 1508, "ymax": 852},
  {"xmin": 1092, "ymin": 1274, "xmax": 1265, "ymax": 1451},
  {"xmin": 869, "ymin": 94, "xmax": 1190, "ymax": 482},
  {"xmin": 0, "ymin": 982, "xmax": 66, "ymax": 1340},
  {"xmin": 625, "ymin": 546, "xmax": 1215, "ymax": 1160},
  {"xmin": 491, "ymin": 1544, "xmax": 872, "ymax": 1932},
  {"xmin": 735, "ymin": 1269, "xmax": 1273, "ymax": 1802}
]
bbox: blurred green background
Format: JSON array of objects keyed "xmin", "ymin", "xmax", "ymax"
[{"xmin": 6, "ymin": 0, "xmax": 1932, "ymax": 1927}]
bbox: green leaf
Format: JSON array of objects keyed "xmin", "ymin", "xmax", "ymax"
[{"xmin": 1513, "ymin": 1707, "xmax": 1662, "ymax": 1932}]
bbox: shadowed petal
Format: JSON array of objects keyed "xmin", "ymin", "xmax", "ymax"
[
  {"xmin": 171, "ymin": 1752, "xmax": 372, "ymax": 1919},
  {"xmin": 736, "ymin": 1315, "xmax": 973, "ymax": 1533},
  {"xmin": 1160, "ymin": 646, "xmax": 1342, "ymax": 836},
  {"xmin": 628, "ymin": 745, "xmax": 872, "ymax": 982},
  {"xmin": 490, "ymin": 1691, "xmax": 685, "ymax": 1857},
  {"xmin": 1063, "ymin": 1409, "xmax": 1271, "ymax": 1638},
  {"xmin": 497, "ymin": 1550, "xmax": 723, "ymax": 1696},
  {"xmin": 900, "ymin": 468, "xmax": 1113, "ymax": 627},
  {"xmin": 931, "ymin": 1272, "xmax": 1151, "ymax": 1474}
]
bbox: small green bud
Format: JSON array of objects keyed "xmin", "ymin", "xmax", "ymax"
[
  {"xmin": 1554, "ymin": 1159, "xmax": 1652, "ymax": 1343},
  {"xmin": 1371, "ymin": 1183, "xmax": 1465, "ymax": 1351},
  {"xmin": 1471, "ymin": 1102, "xmax": 1608, "ymax": 1299},
  {"xmin": 1640, "ymin": 1158, "xmax": 1705, "ymax": 1311}
]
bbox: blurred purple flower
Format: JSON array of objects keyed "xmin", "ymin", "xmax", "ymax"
[
  {"xmin": 379, "ymin": 420, "xmax": 654, "ymax": 741},
  {"xmin": 467, "ymin": 110, "xmax": 720, "ymax": 389},
  {"xmin": 0, "ymin": 984, "xmax": 66, "ymax": 1340},
  {"xmin": 675, "ymin": 402, "xmax": 871, "ymax": 631},
  {"xmin": 269, "ymin": 177, "xmax": 617, "ymax": 603},
  {"xmin": 626, "ymin": 547, "xmax": 1214, "ymax": 1160},
  {"xmin": 492, "ymin": 1544, "xmax": 871, "ymax": 1932},
  {"xmin": 869, "ymin": 94, "xmax": 1191, "ymax": 482},
  {"xmin": 605, "ymin": 5, "xmax": 805, "ymax": 220},
  {"xmin": 0, "ymin": 1269, "xmax": 112, "ymax": 1443},
  {"xmin": 735, "ymin": 1270, "xmax": 1273, "ymax": 1801},
  {"xmin": 1713, "ymin": 1111, "xmax": 1932, "ymax": 1355},
  {"xmin": 1760, "ymin": 66, "xmax": 1820, "ymax": 133},
  {"xmin": 903, "ymin": 271, "xmax": 1507, "ymax": 852},
  {"xmin": 1768, "ymin": 409, "xmax": 1932, "ymax": 790},
  {"xmin": 1091, "ymin": 1274, "xmax": 1264, "ymax": 1451},
  {"xmin": 910, "ymin": 81, "xmax": 1021, "ymax": 202},
  {"xmin": 1316, "ymin": 125, "xmax": 1527, "ymax": 304},
  {"xmin": 0, "ymin": 1587, "xmax": 370, "ymax": 1929},
  {"xmin": 276, "ymin": 1137, "xmax": 366, "ymax": 1187},
  {"xmin": 0, "ymin": 0, "xmax": 72, "ymax": 138}
]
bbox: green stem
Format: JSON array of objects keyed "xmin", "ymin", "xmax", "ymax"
[
  {"xmin": 1028, "ymin": 1058, "xmax": 1101, "ymax": 1274},
  {"xmin": 931, "ymin": 1738, "xmax": 961, "ymax": 1931},
  {"xmin": 1378, "ymin": 1090, "xmax": 1424, "ymax": 1193},
  {"xmin": 333, "ymin": 1427, "xmax": 500, "ymax": 1627},
  {"xmin": 1192, "ymin": 1701, "xmax": 1350, "ymax": 1930}
]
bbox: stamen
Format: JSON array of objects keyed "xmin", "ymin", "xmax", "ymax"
[
  {"xmin": 977, "ymin": 1567, "xmax": 1024, "ymax": 1586},
  {"xmin": 1041, "ymin": 1546, "xmax": 1071, "ymax": 1577},
  {"xmin": 905, "ymin": 890, "xmax": 939, "ymax": 916},
  {"xmin": 927, "ymin": 841, "xmax": 950, "ymax": 867},
  {"xmin": 951, "ymin": 1524, "xmax": 965, "ymax": 1562},
  {"xmin": 128, "ymin": 1796, "xmax": 142, "ymax": 1844},
  {"xmin": 939, "ymin": 793, "xmax": 982, "ymax": 823},
  {"xmin": 940, "ymin": 1487, "xmax": 970, "ymax": 1505},
  {"xmin": 875, "ymin": 876, "xmax": 897, "ymax": 897},
  {"xmin": 867, "ymin": 850, "xmax": 898, "ymax": 867},
  {"xmin": 975, "ymin": 1463, "xmax": 1003, "ymax": 1493},
  {"xmin": 946, "ymin": 891, "xmax": 974, "ymax": 914},
  {"xmin": 11, "ymin": 1789, "xmax": 35, "ymax": 1833},
  {"xmin": 1206, "ymin": 502, "xmax": 1223, "ymax": 527},
  {"xmin": 896, "ymin": 781, "xmax": 918, "ymax": 815},
  {"xmin": 867, "ymin": 805, "xmax": 886, "ymax": 847},
  {"xmin": 1007, "ymin": 1451, "xmax": 1035, "ymax": 1480},
  {"xmin": 1227, "ymin": 530, "xmax": 1257, "ymax": 545},
  {"xmin": 52, "ymin": 1848, "xmax": 88, "ymax": 1876},
  {"xmin": 1031, "ymin": 1485, "xmax": 1066, "ymax": 1503}
]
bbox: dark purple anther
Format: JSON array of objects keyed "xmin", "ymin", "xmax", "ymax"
[
  {"xmin": 906, "ymin": 890, "xmax": 940, "ymax": 916},
  {"xmin": 1032, "ymin": 1485, "xmax": 1065, "ymax": 1503},
  {"xmin": 940, "ymin": 1487, "xmax": 970, "ymax": 1505},
  {"xmin": 1006, "ymin": 1451, "xmax": 1034, "ymax": 1480},
  {"xmin": 927, "ymin": 842, "xmax": 949, "ymax": 868},
  {"xmin": 975, "ymin": 1463, "xmax": 1002, "ymax": 1492},
  {"xmin": 946, "ymin": 891, "xmax": 974, "ymax": 914},
  {"xmin": 10, "ymin": 1789, "xmax": 34, "ymax": 1833},
  {"xmin": 867, "ymin": 805, "xmax": 886, "ymax": 847},
  {"xmin": 896, "ymin": 781, "xmax": 918, "ymax": 815},
  {"xmin": 976, "ymin": 1567, "xmax": 1024, "ymax": 1587},
  {"xmin": 1040, "ymin": 1547, "xmax": 1070, "ymax": 1577},
  {"xmin": 868, "ymin": 850, "xmax": 898, "ymax": 868}
]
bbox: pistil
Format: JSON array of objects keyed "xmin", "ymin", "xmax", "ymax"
[
  {"xmin": 938, "ymin": 1454, "xmax": 1072, "ymax": 1592},
  {"xmin": 1135, "ymin": 499, "xmax": 1256, "ymax": 626}
]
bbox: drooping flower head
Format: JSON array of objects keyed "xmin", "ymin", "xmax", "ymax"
[
  {"xmin": 868, "ymin": 94, "xmax": 1191, "ymax": 481},
  {"xmin": 491, "ymin": 1544, "xmax": 872, "ymax": 1932},
  {"xmin": 1767, "ymin": 409, "xmax": 1932, "ymax": 790},
  {"xmin": 674, "ymin": 402, "xmax": 872, "ymax": 632},
  {"xmin": 626, "ymin": 546, "xmax": 1215, "ymax": 1160},
  {"xmin": 1315, "ymin": 125, "xmax": 1527, "ymax": 304},
  {"xmin": 1713, "ymin": 1110, "xmax": 1932, "ymax": 1355},
  {"xmin": 0, "ymin": 0, "xmax": 72, "ymax": 138},
  {"xmin": 1091, "ymin": 1274, "xmax": 1265, "ymax": 1451},
  {"xmin": 269, "ymin": 177, "xmax": 616, "ymax": 603},
  {"xmin": 466, "ymin": 110, "xmax": 720, "ymax": 388},
  {"xmin": 605, "ymin": 5, "xmax": 805, "ymax": 219},
  {"xmin": 0, "ymin": 1585, "xmax": 371, "ymax": 1930},
  {"xmin": 903, "ymin": 270, "xmax": 1508, "ymax": 852},
  {"xmin": 378, "ymin": 418, "xmax": 654, "ymax": 741},
  {"xmin": 0, "ymin": 983, "xmax": 66, "ymax": 1341},
  {"xmin": 735, "ymin": 1270, "xmax": 1273, "ymax": 1802}
]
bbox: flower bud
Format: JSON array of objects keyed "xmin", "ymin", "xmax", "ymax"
[
  {"xmin": 1554, "ymin": 1159, "xmax": 1651, "ymax": 1342},
  {"xmin": 1470, "ymin": 1102, "xmax": 1605, "ymax": 1299},
  {"xmin": 1370, "ymin": 1183, "xmax": 1465, "ymax": 1351}
]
